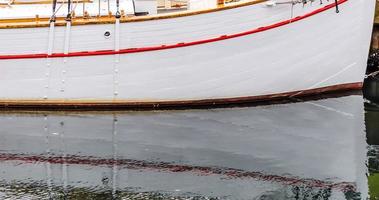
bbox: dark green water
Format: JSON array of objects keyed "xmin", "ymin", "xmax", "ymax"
[{"xmin": 0, "ymin": 94, "xmax": 378, "ymax": 200}]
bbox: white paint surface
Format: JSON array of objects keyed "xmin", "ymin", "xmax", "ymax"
[{"xmin": 0, "ymin": 0, "xmax": 375, "ymax": 102}]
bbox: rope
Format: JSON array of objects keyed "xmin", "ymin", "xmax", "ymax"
[
  {"xmin": 367, "ymin": 71, "xmax": 379, "ymax": 79},
  {"xmin": 334, "ymin": 0, "xmax": 339, "ymax": 13},
  {"xmin": 290, "ymin": 62, "xmax": 357, "ymax": 98}
]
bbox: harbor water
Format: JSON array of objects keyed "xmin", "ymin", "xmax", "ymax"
[
  {"xmin": 0, "ymin": 1, "xmax": 378, "ymax": 199},
  {"xmin": 0, "ymin": 93, "xmax": 378, "ymax": 200}
]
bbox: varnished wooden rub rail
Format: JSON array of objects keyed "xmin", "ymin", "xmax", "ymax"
[
  {"xmin": 0, "ymin": 83, "xmax": 363, "ymax": 110},
  {"xmin": 0, "ymin": 0, "xmax": 267, "ymax": 29}
]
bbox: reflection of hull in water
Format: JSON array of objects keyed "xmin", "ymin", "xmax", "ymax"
[
  {"xmin": 0, "ymin": 95, "xmax": 368, "ymax": 199},
  {"xmin": 363, "ymin": 75, "xmax": 379, "ymax": 103},
  {"xmin": 365, "ymin": 102, "xmax": 379, "ymax": 200},
  {"xmin": 0, "ymin": 153, "xmax": 357, "ymax": 199},
  {"xmin": 365, "ymin": 102, "xmax": 379, "ymax": 146}
]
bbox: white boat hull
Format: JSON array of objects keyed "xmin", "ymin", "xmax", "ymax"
[{"xmin": 0, "ymin": 0, "xmax": 375, "ymax": 108}]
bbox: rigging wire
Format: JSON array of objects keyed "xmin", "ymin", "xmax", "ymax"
[
  {"xmin": 98, "ymin": 0, "xmax": 101, "ymax": 16},
  {"xmin": 67, "ymin": 0, "xmax": 72, "ymax": 20},
  {"xmin": 83, "ymin": 0, "xmax": 86, "ymax": 17},
  {"xmin": 275, "ymin": 0, "xmax": 339, "ymax": 13},
  {"xmin": 107, "ymin": 0, "xmax": 110, "ymax": 14},
  {"xmin": 115, "ymin": 0, "xmax": 120, "ymax": 18},
  {"xmin": 132, "ymin": 0, "xmax": 136, "ymax": 15},
  {"xmin": 50, "ymin": 0, "xmax": 57, "ymax": 22}
]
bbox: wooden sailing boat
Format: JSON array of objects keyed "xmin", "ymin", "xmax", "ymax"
[{"xmin": 0, "ymin": 0, "xmax": 375, "ymax": 109}]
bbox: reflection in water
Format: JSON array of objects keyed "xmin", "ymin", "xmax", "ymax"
[
  {"xmin": 0, "ymin": 94, "xmax": 377, "ymax": 199},
  {"xmin": 366, "ymin": 103, "xmax": 379, "ymax": 200}
]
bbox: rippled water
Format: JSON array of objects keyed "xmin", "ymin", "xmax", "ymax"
[{"xmin": 0, "ymin": 94, "xmax": 378, "ymax": 200}]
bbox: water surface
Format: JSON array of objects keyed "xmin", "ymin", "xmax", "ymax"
[{"xmin": 0, "ymin": 94, "xmax": 378, "ymax": 200}]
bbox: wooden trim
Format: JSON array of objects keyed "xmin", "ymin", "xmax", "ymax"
[
  {"xmin": 0, "ymin": 0, "xmax": 267, "ymax": 29},
  {"xmin": 0, "ymin": 82, "xmax": 363, "ymax": 110}
]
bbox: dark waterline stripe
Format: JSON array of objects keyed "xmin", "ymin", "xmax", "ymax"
[{"xmin": 0, "ymin": 82, "xmax": 363, "ymax": 110}]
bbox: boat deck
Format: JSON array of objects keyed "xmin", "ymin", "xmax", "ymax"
[{"xmin": 0, "ymin": 0, "xmax": 264, "ymax": 28}]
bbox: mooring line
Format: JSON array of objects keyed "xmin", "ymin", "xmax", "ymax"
[{"xmin": 290, "ymin": 62, "xmax": 357, "ymax": 98}]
